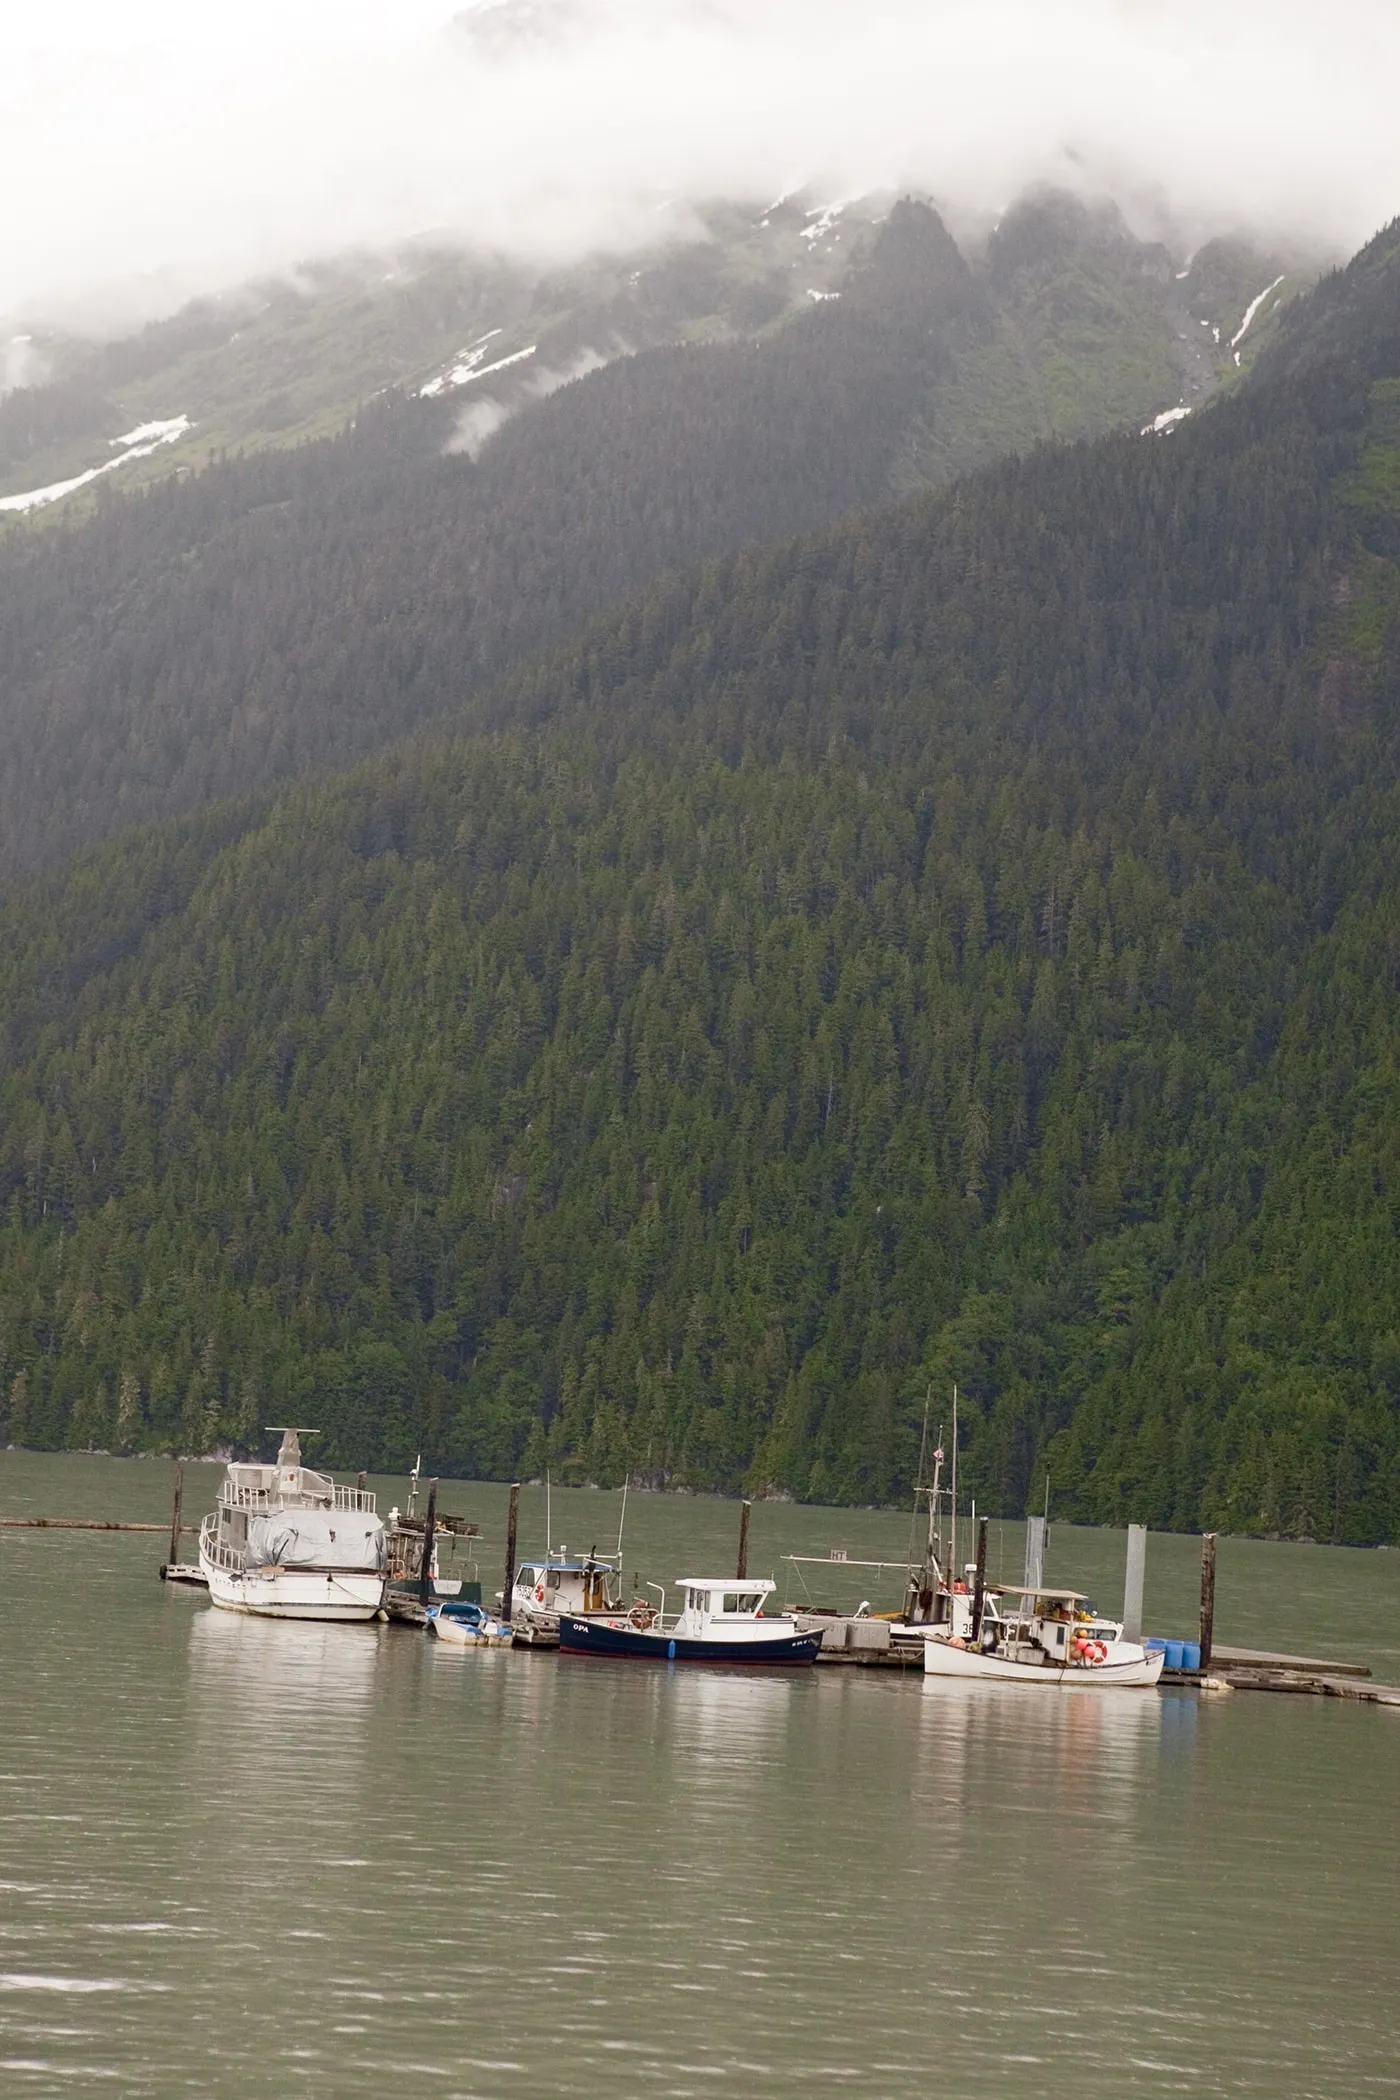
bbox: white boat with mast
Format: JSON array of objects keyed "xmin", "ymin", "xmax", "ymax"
[
  {"xmin": 199, "ymin": 1428, "xmax": 387, "ymax": 1621},
  {"xmin": 909, "ymin": 1398, "xmax": 1162, "ymax": 1687},
  {"xmin": 784, "ymin": 1391, "xmax": 1162, "ymax": 1687},
  {"xmin": 505, "ymin": 1472, "xmax": 626, "ymax": 1645}
]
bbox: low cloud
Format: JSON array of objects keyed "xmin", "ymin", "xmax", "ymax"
[
  {"xmin": 447, "ymin": 344, "xmax": 622, "ymax": 457},
  {"xmin": 4, "ymin": 0, "xmax": 1399, "ymax": 327}
]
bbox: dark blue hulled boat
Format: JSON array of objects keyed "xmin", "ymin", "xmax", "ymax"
[{"xmin": 559, "ymin": 1577, "xmax": 822, "ymax": 1665}]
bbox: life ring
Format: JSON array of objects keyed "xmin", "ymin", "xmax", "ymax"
[{"xmin": 533, "ymin": 1582, "xmax": 546, "ymax": 1605}]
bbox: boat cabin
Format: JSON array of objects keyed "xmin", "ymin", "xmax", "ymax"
[
  {"xmin": 960, "ymin": 1585, "xmax": 1130, "ymax": 1666},
  {"xmin": 673, "ymin": 1578, "xmax": 779, "ymax": 1640},
  {"xmin": 513, "ymin": 1558, "xmax": 616, "ymax": 1616}
]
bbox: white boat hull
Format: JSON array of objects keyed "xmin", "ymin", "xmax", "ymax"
[
  {"xmin": 201, "ymin": 1552, "xmax": 386, "ymax": 1622},
  {"xmin": 923, "ymin": 1638, "xmax": 1165, "ymax": 1688},
  {"xmin": 430, "ymin": 1613, "xmax": 513, "ymax": 1648}
]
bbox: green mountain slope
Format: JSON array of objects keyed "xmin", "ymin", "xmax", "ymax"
[
  {"xmin": 0, "ymin": 199, "xmax": 1301, "ymax": 879},
  {"xmin": 0, "ymin": 191, "xmax": 1294, "ymax": 511},
  {"xmin": 1, "ymin": 217, "xmax": 1396, "ymax": 1534}
]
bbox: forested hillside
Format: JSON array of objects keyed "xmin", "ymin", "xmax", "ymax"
[
  {"xmin": 1, "ymin": 218, "xmax": 1397, "ymax": 1537},
  {"xmin": 0, "ymin": 196, "xmax": 1291, "ymax": 875}
]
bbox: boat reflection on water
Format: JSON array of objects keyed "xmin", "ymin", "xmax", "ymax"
[
  {"xmin": 185, "ymin": 1608, "xmax": 384, "ymax": 1790},
  {"xmin": 916, "ymin": 1673, "xmax": 1168, "ymax": 1821}
]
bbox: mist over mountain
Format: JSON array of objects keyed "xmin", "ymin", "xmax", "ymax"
[{"xmin": 4, "ymin": 0, "xmax": 1394, "ymax": 329}]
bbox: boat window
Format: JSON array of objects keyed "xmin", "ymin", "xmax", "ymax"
[
  {"xmin": 546, "ymin": 1570, "xmax": 560, "ymax": 1592},
  {"xmin": 725, "ymin": 1592, "xmax": 761, "ymax": 1614}
]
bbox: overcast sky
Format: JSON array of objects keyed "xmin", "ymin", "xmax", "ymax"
[{"xmin": 4, "ymin": 0, "xmax": 1399, "ymax": 327}]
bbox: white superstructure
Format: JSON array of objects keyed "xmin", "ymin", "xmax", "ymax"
[
  {"xmin": 199, "ymin": 1428, "xmax": 387, "ymax": 1621},
  {"xmin": 508, "ymin": 1554, "xmax": 620, "ymax": 1643},
  {"xmin": 922, "ymin": 1585, "xmax": 1164, "ymax": 1688}
]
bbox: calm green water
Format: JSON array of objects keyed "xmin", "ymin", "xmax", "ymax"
[{"xmin": 3, "ymin": 1453, "xmax": 1399, "ymax": 2098}]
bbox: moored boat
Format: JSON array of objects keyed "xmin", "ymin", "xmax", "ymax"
[
  {"xmin": 922, "ymin": 1584, "xmax": 1165, "ymax": 1688},
  {"xmin": 559, "ymin": 1578, "xmax": 822, "ymax": 1665},
  {"xmin": 508, "ymin": 1553, "xmax": 621, "ymax": 1645},
  {"xmin": 428, "ymin": 1599, "xmax": 515, "ymax": 1648},
  {"xmin": 199, "ymin": 1428, "xmax": 387, "ymax": 1622}
]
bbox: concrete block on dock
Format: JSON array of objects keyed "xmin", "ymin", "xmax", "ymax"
[
  {"xmin": 848, "ymin": 1619, "xmax": 891, "ymax": 1652},
  {"xmin": 820, "ymin": 1621, "xmax": 850, "ymax": 1652}
]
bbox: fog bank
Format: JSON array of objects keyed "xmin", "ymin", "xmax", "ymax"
[{"xmin": 4, "ymin": 0, "xmax": 1397, "ymax": 326}]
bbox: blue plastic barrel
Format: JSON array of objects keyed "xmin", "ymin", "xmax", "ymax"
[
  {"xmin": 1180, "ymin": 1641, "xmax": 1201, "ymax": 1672},
  {"xmin": 1163, "ymin": 1640, "xmax": 1185, "ymax": 1669},
  {"xmin": 1144, "ymin": 1637, "xmax": 1167, "ymax": 1655}
]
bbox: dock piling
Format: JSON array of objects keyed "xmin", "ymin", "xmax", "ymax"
[
  {"xmin": 167, "ymin": 1461, "xmax": 185, "ymax": 1570},
  {"xmin": 502, "ymin": 1481, "xmax": 520, "ymax": 1622},
  {"xmin": 1122, "ymin": 1523, "xmax": 1147, "ymax": 1644},
  {"xmin": 1023, "ymin": 1514, "xmax": 1047, "ymax": 1591},
  {"xmin": 1199, "ymin": 1531, "xmax": 1217, "ymax": 1670},
  {"xmin": 418, "ymin": 1479, "xmax": 438, "ymax": 1607},
  {"xmin": 971, "ymin": 1516, "xmax": 989, "ymax": 1642},
  {"xmin": 736, "ymin": 1499, "xmax": 751, "ymax": 1582}
]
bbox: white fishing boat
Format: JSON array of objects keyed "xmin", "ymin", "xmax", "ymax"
[
  {"xmin": 199, "ymin": 1428, "xmax": 387, "ymax": 1621},
  {"xmin": 922, "ymin": 1585, "xmax": 1164, "ymax": 1688},
  {"xmin": 508, "ymin": 1553, "xmax": 621, "ymax": 1644}
]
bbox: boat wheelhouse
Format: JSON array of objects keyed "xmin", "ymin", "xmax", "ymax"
[
  {"xmin": 509, "ymin": 1554, "xmax": 621, "ymax": 1645},
  {"xmin": 199, "ymin": 1428, "xmax": 387, "ymax": 1622},
  {"xmin": 559, "ymin": 1577, "xmax": 822, "ymax": 1666}
]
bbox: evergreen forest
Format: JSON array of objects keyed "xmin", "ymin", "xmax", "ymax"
[{"xmin": 0, "ymin": 214, "xmax": 1398, "ymax": 1540}]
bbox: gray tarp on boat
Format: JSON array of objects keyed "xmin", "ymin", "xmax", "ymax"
[{"xmin": 246, "ymin": 1510, "xmax": 386, "ymax": 1572}]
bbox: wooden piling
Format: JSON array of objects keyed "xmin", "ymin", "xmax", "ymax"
[
  {"xmin": 1199, "ymin": 1531, "xmax": 1217, "ymax": 1670},
  {"xmin": 167, "ymin": 1461, "xmax": 185, "ymax": 1569},
  {"xmin": 970, "ymin": 1516, "xmax": 989, "ymax": 1643},
  {"xmin": 1122, "ymin": 1523, "xmax": 1147, "ymax": 1644},
  {"xmin": 736, "ymin": 1499, "xmax": 752, "ymax": 1582},
  {"xmin": 418, "ymin": 1479, "xmax": 438, "ymax": 1607},
  {"xmin": 501, "ymin": 1481, "xmax": 520, "ymax": 1623}
]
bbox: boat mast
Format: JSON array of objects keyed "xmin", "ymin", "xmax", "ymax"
[
  {"xmin": 923, "ymin": 1441, "xmax": 945, "ymax": 1621},
  {"xmin": 949, "ymin": 1385, "xmax": 958, "ymax": 1593}
]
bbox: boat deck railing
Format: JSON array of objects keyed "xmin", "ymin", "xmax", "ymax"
[
  {"xmin": 200, "ymin": 1513, "xmax": 246, "ymax": 1575},
  {"xmin": 216, "ymin": 1482, "xmax": 377, "ymax": 1514}
]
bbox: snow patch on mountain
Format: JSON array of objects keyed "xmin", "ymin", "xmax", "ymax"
[
  {"xmin": 1230, "ymin": 274, "xmax": 1286, "ymax": 351},
  {"xmin": 801, "ymin": 204, "xmax": 846, "ymax": 245},
  {"xmin": 0, "ymin": 415, "xmax": 192, "ymax": 514},
  {"xmin": 1142, "ymin": 403, "xmax": 1192, "ymax": 436}
]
